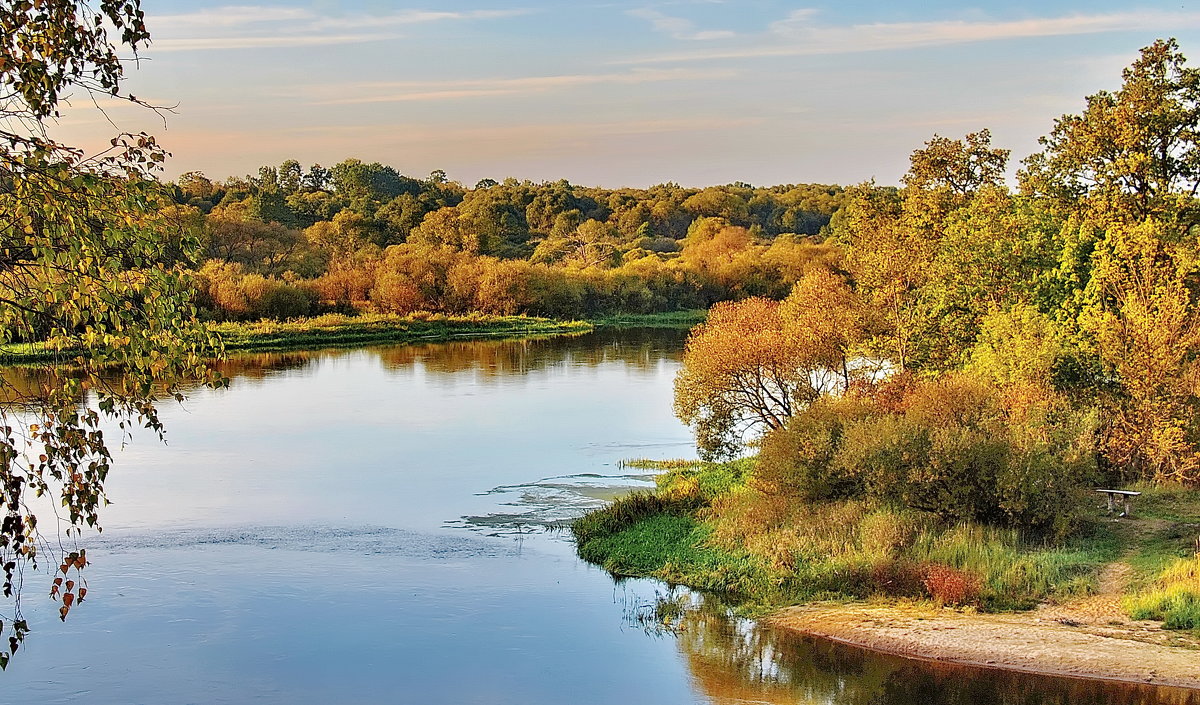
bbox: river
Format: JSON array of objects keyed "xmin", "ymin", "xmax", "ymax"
[{"xmin": 2, "ymin": 329, "xmax": 1194, "ymax": 704}]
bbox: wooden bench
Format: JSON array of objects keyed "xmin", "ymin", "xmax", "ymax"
[{"xmin": 1096, "ymin": 489, "xmax": 1141, "ymax": 517}]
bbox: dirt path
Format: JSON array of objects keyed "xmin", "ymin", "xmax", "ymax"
[{"xmin": 768, "ymin": 560, "xmax": 1200, "ymax": 690}]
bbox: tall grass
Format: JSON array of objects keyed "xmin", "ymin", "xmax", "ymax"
[
  {"xmin": 575, "ymin": 457, "xmax": 1115, "ymax": 611},
  {"xmin": 655, "ymin": 458, "xmax": 754, "ymax": 503},
  {"xmin": 215, "ymin": 313, "xmax": 592, "ymax": 352},
  {"xmin": 590, "ymin": 310, "xmax": 708, "ymax": 328},
  {"xmin": 1125, "ymin": 557, "xmax": 1200, "ymax": 631},
  {"xmin": 582, "ymin": 487, "xmax": 1109, "ymax": 609},
  {"xmin": 0, "ymin": 312, "xmax": 594, "ymax": 364},
  {"xmin": 571, "ymin": 491, "xmax": 772, "ymax": 598}
]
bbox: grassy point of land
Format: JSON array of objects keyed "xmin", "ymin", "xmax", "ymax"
[
  {"xmin": 0, "ymin": 313, "xmax": 590, "ymax": 364},
  {"xmin": 0, "ymin": 309, "xmax": 707, "ymax": 365},
  {"xmin": 573, "ymin": 460, "xmax": 1200, "ymax": 631},
  {"xmin": 212, "ymin": 313, "xmax": 591, "ymax": 353},
  {"xmin": 590, "ymin": 310, "xmax": 708, "ymax": 329}
]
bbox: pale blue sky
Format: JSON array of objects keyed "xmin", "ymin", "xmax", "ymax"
[{"xmin": 53, "ymin": 1, "xmax": 1200, "ymax": 187}]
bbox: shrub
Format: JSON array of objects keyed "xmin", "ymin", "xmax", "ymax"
[
  {"xmin": 922, "ymin": 564, "xmax": 982, "ymax": 606},
  {"xmin": 756, "ymin": 396, "xmax": 878, "ymax": 500},
  {"xmin": 871, "ymin": 558, "xmax": 926, "ymax": 597},
  {"xmin": 256, "ymin": 282, "xmax": 318, "ymax": 319}
]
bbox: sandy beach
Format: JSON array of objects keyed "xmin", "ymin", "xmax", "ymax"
[{"xmin": 769, "ymin": 564, "xmax": 1200, "ymax": 691}]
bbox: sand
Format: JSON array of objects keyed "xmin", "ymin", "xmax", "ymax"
[{"xmin": 768, "ymin": 564, "xmax": 1200, "ymax": 690}]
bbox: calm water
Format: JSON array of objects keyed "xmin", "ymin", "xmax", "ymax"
[{"xmin": 2, "ymin": 329, "xmax": 1194, "ymax": 704}]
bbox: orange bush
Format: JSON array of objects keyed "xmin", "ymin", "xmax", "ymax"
[{"xmin": 921, "ymin": 564, "xmax": 981, "ymax": 605}]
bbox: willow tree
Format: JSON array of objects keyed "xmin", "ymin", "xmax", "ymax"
[{"xmin": 0, "ymin": 0, "xmax": 219, "ymax": 666}]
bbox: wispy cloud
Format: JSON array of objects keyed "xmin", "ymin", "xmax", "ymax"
[
  {"xmin": 622, "ymin": 9, "xmax": 1200, "ymax": 63},
  {"xmin": 303, "ymin": 68, "xmax": 734, "ymax": 105},
  {"xmin": 145, "ymin": 5, "xmax": 531, "ymax": 53},
  {"xmin": 150, "ymin": 33, "xmax": 399, "ymax": 52},
  {"xmin": 627, "ymin": 8, "xmax": 735, "ymax": 41},
  {"xmin": 311, "ymin": 9, "xmax": 529, "ymax": 31},
  {"xmin": 149, "ymin": 5, "xmax": 315, "ymax": 30},
  {"xmin": 279, "ymin": 116, "xmax": 765, "ymax": 140}
]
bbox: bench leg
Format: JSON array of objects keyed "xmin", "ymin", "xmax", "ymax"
[{"xmin": 1123, "ymin": 497, "xmax": 1131, "ymax": 518}]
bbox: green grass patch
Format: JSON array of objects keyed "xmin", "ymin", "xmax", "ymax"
[
  {"xmin": 654, "ymin": 457, "xmax": 754, "ymax": 503},
  {"xmin": 910, "ymin": 522, "xmax": 1115, "ymax": 610},
  {"xmin": 575, "ymin": 460, "xmax": 1123, "ymax": 612},
  {"xmin": 1125, "ymin": 557, "xmax": 1200, "ymax": 631},
  {"xmin": 0, "ymin": 313, "xmax": 593, "ymax": 364},
  {"xmin": 588, "ymin": 310, "xmax": 707, "ymax": 329},
  {"xmin": 573, "ymin": 499, "xmax": 772, "ymax": 598},
  {"xmin": 213, "ymin": 313, "xmax": 591, "ymax": 353},
  {"xmin": 620, "ymin": 458, "xmax": 701, "ymax": 470}
]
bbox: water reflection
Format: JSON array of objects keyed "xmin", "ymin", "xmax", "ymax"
[
  {"xmin": 4, "ymin": 327, "xmax": 1196, "ymax": 704},
  {"xmin": 654, "ymin": 591, "xmax": 1200, "ymax": 705},
  {"xmin": 0, "ymin": 328, "xmax": 687, "ymax": 398},
  {"xmin": 203, "ymin": 327, "xmax": 687, "ymax": 386}
]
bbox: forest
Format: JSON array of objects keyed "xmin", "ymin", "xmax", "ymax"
[
  {"xmin": 574, "ymin": 39, "xmax": 1200, "ymax": 630},
  {"xmin": 4, "ymin": 0, "xmax": 1198, "ymax": 691},
  {"xmin": 164, "ymin": 164, "xmax": 844, "ymax": 321}
]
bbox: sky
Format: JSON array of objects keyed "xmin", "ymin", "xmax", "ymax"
[{"xmin": 50, "ymin": 0, "xmax": 1200, "ymax": 188}]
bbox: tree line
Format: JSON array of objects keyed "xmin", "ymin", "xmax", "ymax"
[{"xmin": 161, "ymin": 164, "xmax": 845, "ymax": 320}]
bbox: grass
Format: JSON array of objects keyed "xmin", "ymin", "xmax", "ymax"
[
  {"xmin": 0, "ymin": 309, "xmax": 707, "ymax": 365},
  {"xmin": 212, "ymin": 312, "xmax": 591, "ymax": 353},
  {"xmin": 574, "ymin": 458, "xmax": 1127, "ymax": 613},
  {"xmin": 909, "ymin": 522, "xmax": 1115, "ymax": 610},
  {"xmin": 1125, "ymin": 557, "xmax": 1200, "ymax": 630},
  {"xmin": 0, "ymin": 313, "xmax": 589, "ymax": 364},
  {"xmin": 1110, "ymin": 484, "xmax": 1200, "ymax": 632},
  {"xmin": 589, "ymin": 309, "xmax": 707, "ymax": 329},
  {"xmin": 572, "ymin": 492, "xmax": 773, "ymax": 599}
]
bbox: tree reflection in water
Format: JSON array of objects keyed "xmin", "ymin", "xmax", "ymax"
[
  {"xmin": 641, "ymin": 590, "xmax": 1200, "ymax": 705},
  {"xmin": 187, "ymin": 327, "xmax": 688, "ymax": 386}
]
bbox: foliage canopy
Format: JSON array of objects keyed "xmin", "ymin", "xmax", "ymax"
[{"xmin": 0, "ymin": 0, "xmax": 218, "ymax": 666}]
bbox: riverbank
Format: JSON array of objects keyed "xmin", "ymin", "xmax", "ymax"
[
  {"xmin": 212, "ymin": 313, "xmax": 592, "ymax": 354},
  {"xmin": 0, "ymin": 310, "xmax": 707, "ymax": 364},
  {"xmin": 573, "ymin": 462, "xmax": 1200, "ymax": 690},
  {"xmin": 769, "ymin": 590, "xmax": 1200, "ymax": 690}
]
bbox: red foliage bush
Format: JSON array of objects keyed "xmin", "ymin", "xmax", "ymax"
[{"xmin": 921, "ymin": 564, "xmax": 981, "ymax": 605}]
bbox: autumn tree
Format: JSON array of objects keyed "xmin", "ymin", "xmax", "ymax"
[
  {"xmin": 203, "ymin": 204, "xmax": 303, "ymax": 272},
  {"xmin": 903, "ymin": 130, "xmax": 1010, "ymax": 197},
  {"xmin": 778, "ymin": 268, "xmax": 866, "ymax": 390},
  {"xmin": 1020, "ymin": 40, "xmax": 1200, "ymax": 484},
  {"xmin": 834, "ymin": 186, "xmax": 931, "ymax": 370},
  {"xmin": 674, "ymin": 272, "xmax": 866, "ymax": 459},
  {"xmin": 0, "ymin": 0, "xmax": 219, "ymax": 664},
  {"xmin": 1022, "ymin": 39, "xmax": 1200, "ymax": 226},
  {"xmin": 1085, "ymin": 220, "xmax": 1200, "ymax": 483}
]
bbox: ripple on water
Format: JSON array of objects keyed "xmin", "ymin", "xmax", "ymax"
[{"xmin": 83, "ymin": 524, "xmax": 518, "ymax": 560}]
